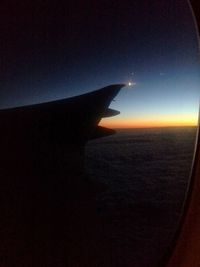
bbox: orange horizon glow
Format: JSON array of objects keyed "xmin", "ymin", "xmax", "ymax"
[{"xmin": 99, "ymin": 115, "xmax": 198, "ymax": 129}]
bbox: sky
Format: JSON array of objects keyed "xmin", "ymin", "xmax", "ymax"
[{"xmin": 1, "ymin": 0, "xmax": 200, "ymax": 128}]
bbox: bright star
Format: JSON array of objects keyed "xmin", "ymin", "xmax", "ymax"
[{"xmin": 127, "ymin": 82, "xmax": 136, "ymax": 87}]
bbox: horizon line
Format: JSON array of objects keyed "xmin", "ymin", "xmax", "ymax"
[{"xmin": 109, "ymin": 125, "xmax": 198, "ymax": 130}]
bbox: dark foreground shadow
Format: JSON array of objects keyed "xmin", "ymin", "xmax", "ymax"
[{"xmin": 0, "ymin": 169, "xmax": 113, "ymax": 267}]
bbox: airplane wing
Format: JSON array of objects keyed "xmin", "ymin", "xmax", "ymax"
[
  {"xmin": 0, "ymin": 84, "xmax": 125, "ymax": 173},
  {"xmin": 0, "ymin": 84, "xmax": 124, "ymax": 143}
]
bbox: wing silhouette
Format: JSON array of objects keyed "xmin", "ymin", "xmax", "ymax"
[{"xmin": 0, "ymin": 84, "xmax": 125, "ymax": 176}]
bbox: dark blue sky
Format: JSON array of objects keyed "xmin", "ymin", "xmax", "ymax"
[{"xmin": 1, "ymin": 0, "xmax": 199, "ymax": 126}]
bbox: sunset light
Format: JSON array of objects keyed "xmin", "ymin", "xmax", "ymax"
[{"xmin": 100, "ymin": 114, "xmax": 199, "ymax": 129}]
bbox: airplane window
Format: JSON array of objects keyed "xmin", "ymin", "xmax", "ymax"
[{"xmin": 0, "ymin": 0, "xmax": 199, "ymax": 266}]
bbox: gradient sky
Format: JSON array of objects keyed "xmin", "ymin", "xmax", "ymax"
[{"xmin": 1, "ymin": 0, "xmax": 200, "ymax": 128}]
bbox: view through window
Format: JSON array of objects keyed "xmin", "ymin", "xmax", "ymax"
[
  {"xmin": 1, "ymin": 1, "xmax": 199, "ymax": 266},
  {"xmin": 85, "ymin": 1, "xmax": 199, "ymax": 266}
]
